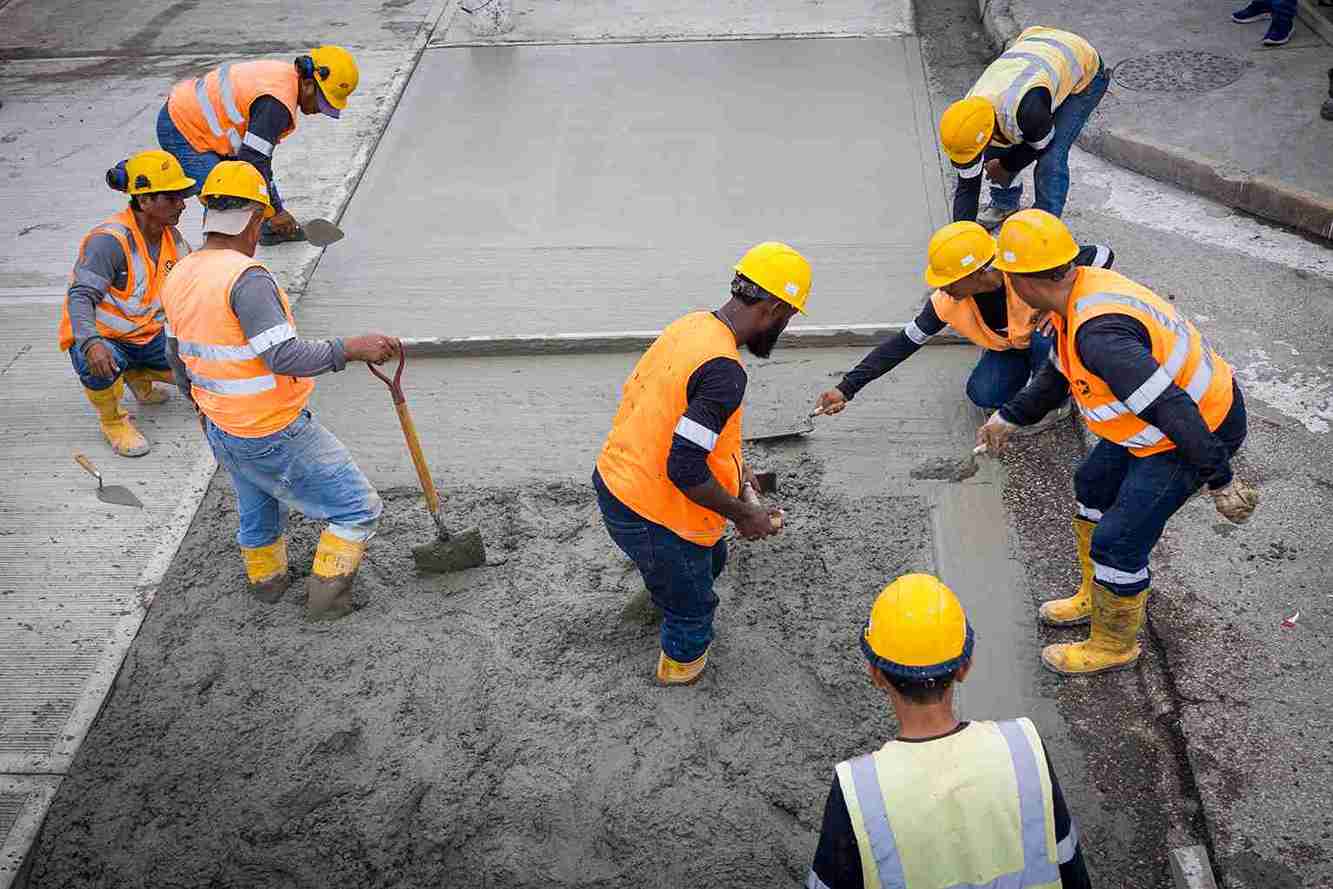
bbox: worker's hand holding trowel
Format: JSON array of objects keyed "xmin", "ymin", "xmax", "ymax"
[
  {"xmin": 737, "ymin": 470, "xmax": 784, "ymax": 541},
  {"xmin": 976, "ymin": 411, "xmax": 1016, "ymax": 455},
  {"xmin": 813, "ymin": 388, "xmax": 848, "ymax": 417}
]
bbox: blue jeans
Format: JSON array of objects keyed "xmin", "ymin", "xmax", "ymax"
[
  {"xmin": 69, "ymin": 331, "xmax": 170, "ymax": 390},
  {"xmin": 205, "ymin": 409, "xmax": 382, "ymax": 549},
  {"xmin": 989, "ymin": 65, "xmax": 1111, "ymax": 216},
  {"xmin": 1075, "ymin": 386, "xmax": 1247, "ymax": 596},
  {"xmin": 965, "ymin": 328, "xmax": 1054, "ymax": 409},
  {"xmin": 593, "ymin": 469, "xmax": 727, "ymax": 663},
  {"xmin": 157, "ymin": 103, "xmax": 284, "ymax": 207},
  {"xmin": 1244, "ymin": 0, "xmax": 1297, "ymax": 22}
]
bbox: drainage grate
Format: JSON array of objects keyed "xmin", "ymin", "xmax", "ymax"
[{"xmin": 1113, "ymin": 51, "xmax": 1248, "ymax": 92}]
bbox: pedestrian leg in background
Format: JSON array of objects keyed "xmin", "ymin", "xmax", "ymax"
[
  {"xmin": 1264, "ymin": 0, "xmax": 1297, "ymax": 44},
  {"xmin": 1032, "ymin": 66, "xmax": 1109, "ymax": 217},
  {"xmin": 1322, "ymin": 68, "xmax": 1333, "ymax": 121},
  {"xmin": 71, "ymin": 338, "xmax": 151, "ymax": 457}
]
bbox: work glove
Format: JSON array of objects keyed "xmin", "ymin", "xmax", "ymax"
[{"xmin": 1210, "ymin": 479, "xmax": 1259, "ymax": 525}]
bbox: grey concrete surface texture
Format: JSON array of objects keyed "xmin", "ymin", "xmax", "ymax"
[
  {"xmin": 299, "ymin": 37, "xmax": 948, "ymax": 340},
  {"xmin": 432, "ymin": 0, "xmax": 913, "ymax": 44}
]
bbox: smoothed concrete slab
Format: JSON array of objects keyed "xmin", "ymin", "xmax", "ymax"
[
  {"xmin": 434, "ymin": 0, "xmax": 912, "ymax": 45},
  {"xmin": 300, "ymin": 37, "xmax": 947, "ymax": 339}
]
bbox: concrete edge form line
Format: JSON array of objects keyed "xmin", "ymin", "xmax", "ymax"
[
  {"xmin": 433, "ymin": 31, "xmax": 913, "ymax": 48},
  {"xmin": 973, "ymin": 0, "xmax": 1333, "ymax": 242},
  {"xmin": 0, "ymin": 1, "xmax": 462, "ymax": 884},
  {"xmin": 1170, "ymin": 846, "xmax": 1222, "ymax": 889},
  {"xmin": 401, "ymin": 323, "xmax": 970, "ymax": 358}
]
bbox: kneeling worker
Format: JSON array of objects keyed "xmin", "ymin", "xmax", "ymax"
[
  {"xmin": 59, "ymin": 150, "xmax": 195, "ymax": 457},
  {"xmin": 161, "ymin": 161, "xmax": 399, "ymax": 620},
  {"xmin": 594, "ymin": 243, "xmax": 806, "ymax": 685},
  {"xmin": 978, "ymin": 210, "xmax": 1258, "ymax": 676},
  {"xmin": 814, "ymin": 221, "xmax": 1112, "ymax": 423},
  {"xmin": 808, "ymin": 574, "xmax": 1089, "ymax": 889}
]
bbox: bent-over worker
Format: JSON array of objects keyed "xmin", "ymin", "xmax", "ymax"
[
  {"xmin": 940, "ymin": 27, "xmax": 1107, "ymax": 228},
  {"xmin": 157, "ymin": 45, "xmax": 358, "ymax": 245},
  {"xmin": 160, "ymin": 161, "xmax": 399, "ymax": 620},
  {"xmin": 594, "ymin": 242, "xmax": 809, "ymax": 685},
  {"xmin": 815, "ymin": 221, "xmax": 1113, "ymax": 424},
  {"xmin": 808, "ymin": 573, "xmax": 1089, "ymax": 889},
  {"xmin": 59, "ymin": 150, "xmax": 195, "ymax": 457},
  {"xmin": 978, "ymin": 210, "xmax": 1258, "ymax": 676}
]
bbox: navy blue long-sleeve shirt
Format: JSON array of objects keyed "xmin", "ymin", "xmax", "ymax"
[{"xmin": 235, "ymin": 96, "xmax": 291, "ymax": 211}]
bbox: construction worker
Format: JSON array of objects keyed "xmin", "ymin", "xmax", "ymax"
[
  {"xmin": 59, "ymin": 150, "xmax": 195, "ymax": 457},
  {"xmin": 813, "ymin": 221, "xmax": 1114, "ymax": 425},
  {"xmin": 160, "ymin": 161, "xmax": 399, "ymax": 620},
  {"xmin": 593, "ymin": 242, "xmax": 808, "ymax": 685},
  {"xmin": 939, "ymin": 27, "xmax": 1107, "ymax": 228},
  {"xmin": 978, "ymin": 210, "xmax": 1258, "ymax": 676},
  {"xmin": 156, "ymin": 46, "xmax": 358, "ymax": 245},
  {"xmin": 808, "ymin": 573, "xmax": 1089, "ymax": 889}
]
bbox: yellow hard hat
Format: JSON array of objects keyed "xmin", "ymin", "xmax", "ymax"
[
  {"xmin": 861, "ymin": 573, "xmax": 974, "ymax": 679},
  {"xmin": 309, "ymin": 45, "xmax": 359, "ymax": 111},
  {"xmin": 923, "ymin": 221, "xmax": 996, "ymax": 288},
  {"xmin": 939, "ymin": 96, "xmax": 995, "ymax": 165},
  {"xmin": 991, "ymin": 209, "xmax": 1079, "ymax": 274},
  {"xmin": 734, "ymin": 241, "xmax": 812, "ymax": 314},
  {"xmin": 122, "ymin": 149, "xmax": 195, "ymax": 195},
  {"xmin": 198, "ymin": 161, "xmax": 276, "ymax": 219}
]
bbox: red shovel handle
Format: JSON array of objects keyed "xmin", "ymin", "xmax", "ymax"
[{"xmin": 367, "ymin": 349, "xmax": 407, "ymax": 404}]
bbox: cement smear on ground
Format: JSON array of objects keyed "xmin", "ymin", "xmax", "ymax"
[{"xmin": 28, "ymin": 455, "xmax": 932, "ymax": 887}]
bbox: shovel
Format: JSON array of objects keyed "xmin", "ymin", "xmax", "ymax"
[
  {"xmin": 303, "ymin": 218, "xmax": 344, "ymax": 248},
  {"xmin": 74, "ymin": 453, "xmax": 143, "ymax": 508},
  {"xmin": 367, "ymin": 351, "xmax": 486, "ymax": 574}
]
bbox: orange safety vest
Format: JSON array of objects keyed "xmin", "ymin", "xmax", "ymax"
[
  {"xmin": 160, "ymin": 248, "xmax": 313, "ymax": 438},
  {"xmin": 929, "ymin": 274, "xmax": 1042, "ymax": 351},
  {"xmin": 58, "ymin": 208, "xmax": 188, "ymax": 351},
  {"xmin": 1050, "ymin": 267, "xmax": 1234, "ymax": 457},
  {"xmin": 167, "ymin": 60, "xmax": 300, "ymax": 157},
  {"xmin": 597, "ymin": 312, "xmax": 745, "ymax": 546}
]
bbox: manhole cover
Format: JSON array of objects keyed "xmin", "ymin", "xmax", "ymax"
[{"xmin": 1113, "ymin": 51, "xmax": 1247, "ymax": 92}]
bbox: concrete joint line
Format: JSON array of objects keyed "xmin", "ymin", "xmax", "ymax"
[
  {"xmin": 401, "ymin": 324, "xmax": 970, "ymax": 358},
  {"xmin": 431, "ymin": 32, "xmax": 911, "ymax": 49}
]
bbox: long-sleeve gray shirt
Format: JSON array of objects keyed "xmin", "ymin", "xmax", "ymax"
[
  {"xmin": 67, "ymin": 230, "xmax": 174, "ymax": 351},
  {"xmin": 166, "ymin": 264, "xmax": 346, "ymax": 398}
]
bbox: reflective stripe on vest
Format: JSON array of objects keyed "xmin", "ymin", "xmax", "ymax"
[
  {"xmin": 838, "ymin": 719, "xmax": 1061, "ymax": 889},
  {"xmin": 159, "ymin": 249, "xmax": 312, "ymax": 437},
  {"xmin": 595, "ymin": 312, "xmax": 744, "ymax": 546},
  {"xmin": 1054, "ymin": 268, "xmax": 1234, "ymax": 456},
  {"xmin": 968, "ymin": 28, "xmax": 1100, "ymax": 145},
  {"xmin": 58, "ymin": 210, "xmax": 183, "ymax": 350},
  {"xmin": 168, "ymin": 60, "xmax": 299, "ymax": 157}
]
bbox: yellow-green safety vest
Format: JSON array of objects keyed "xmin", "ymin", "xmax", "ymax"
[
  {"xmin": 832, "ymin": 718, "xmax": 1066, "ymax": 889},
  {"xmin": 968, "ymin": 27, "xmax": 1101, "ymax": 147}
]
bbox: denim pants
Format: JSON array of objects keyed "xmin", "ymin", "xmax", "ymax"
[
  {"xmin": 1075, "ymin": 386, "xmax": 1247, "ymax": 597},
  {"xmin": 69, "ymin": 331, "xmax": 170, "ymax": 390},
  {"xmin": 205, "ymin": 409, "xmax": 382, "ymax": 549},
  {"xmin": 1247, "ymin": 0, "xmax": 1298, "ymax": 22},
  {"xmin": 988, "ymin": 65, "xmax": 1111, "ymax": 217},
  {"xmin": 593, "ymin": 469, "xmax": 727, "ymax": 664},
  {"xmin": 965, "ymin": 328, "xmax": 1054, "ymax": 410},
  {"xmin": 156, "ymin": 103, "xmax": 284, "ymax": 206}
]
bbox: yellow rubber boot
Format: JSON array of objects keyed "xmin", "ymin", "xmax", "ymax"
[
  {"xmin": 1041, "ymin": 582, "xmax": 1147, "ymax": 676},
  {"xmin": 656, "ymin": 647, "xmax": 709, "ymax": 686},
  {"xmin": 241, "ymin": 537, "xmax": 291, "ymax": 604},
  {"xmin": 123, "ymin": 367, "xmax": 172, "ymax": 404},
  {"xmin": 83, "ymin": 379, "xmax": 150, "ymax": 457},
  {"xmin": 1039, "ymin": 517, "xmax": 1095, "ymax": 626},
  {"xmin": 304, "ymin": 529, "xmax": 366, "ymax": 621}
]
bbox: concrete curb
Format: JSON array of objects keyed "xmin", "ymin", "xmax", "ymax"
[
  {"xmin": 1171, "ymin": 846, "xmax": 1221, "ymax": 889},
  {"xmin": 1297, "ymin": 0, "xmax": 1333, "ymax": 45},
  {"xmin": 972, "ymin": 0, "xmax": 1333, "ymax": 242},
  {"xmin": 401, "ymin": 324, "xmax": 970, "ymax": 358}
]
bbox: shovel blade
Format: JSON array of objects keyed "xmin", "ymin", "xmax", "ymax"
[
  {"xmin": 304, "ymin": 218, "xmax": 344, "ymax": 247},
  {"xmin": 413, "ymin": 526, "xmax": 486, "ymax": 574},
  {"xmin": 97, "ymin": 485, "xmax": 143, "ymax": 508}
]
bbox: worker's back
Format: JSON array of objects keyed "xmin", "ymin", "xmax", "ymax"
[{"xmin": 836, "ymin": 717, "xmax": 1061, "ymax": 889}]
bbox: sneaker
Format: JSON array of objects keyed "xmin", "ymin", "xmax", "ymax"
[
  {"xmin": 977, "ymin": 203, "xmax": 1019, "ymax": 230},
  {"xmin": 1231, "ymin": 1, "xmax": 1271, "ymax": 22},
  {"xmin": 1010, "ymin": 400, "xmax": 1073, "ymax": 437},
  {"xmin": 1322, "ymin": 97, "xmax": 1333, "ymax": 121},
  {"xmin": 1262, "ymin": 17, "xmax": 1294, "ymax": 44}
]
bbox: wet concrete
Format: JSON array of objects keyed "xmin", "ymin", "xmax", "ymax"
[{"xmin": 299, "ymin": 37, "xmax": 948, "ymax": 340}]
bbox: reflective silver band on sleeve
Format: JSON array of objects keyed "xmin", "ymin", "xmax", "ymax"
[{"xmin": 674, "ymin": 416, "xmax": 720, "ymax": 451}]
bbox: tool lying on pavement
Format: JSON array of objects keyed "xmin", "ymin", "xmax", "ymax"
[
  {"xmin": 74, "ymin": 452, "xmax": 143, "ymax": 508},
  {"xmin": 368, "ymin": 352, "xmax": 486, "ymax": 573},
  {"xmin": 303, "ymin": 218, "xmax": 344, "ymax": 247}
]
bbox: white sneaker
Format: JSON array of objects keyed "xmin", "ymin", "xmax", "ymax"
[{"xmin": 1010, "ymin": 400, "xmax": 1073, "ymax": 437}]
